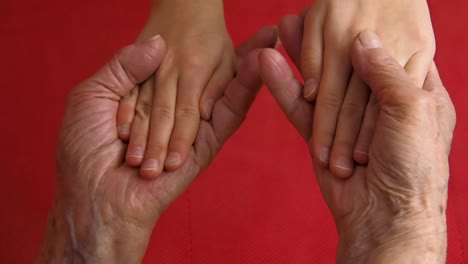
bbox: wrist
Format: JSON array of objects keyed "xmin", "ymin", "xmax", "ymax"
[
  {"xmin": 151, "ymin": 0, "xmax": 223, "ymax": 11},
  {"xmin": 139, "ymin": 0, "xmax": 226, "ymax": 42},
  {"xmin": 37, "ymin": 197, "xmax": 154, "ymax": 263},
  {"xmin": 336, "ymin": 215, "xmax": 447, "ymax": 263}
]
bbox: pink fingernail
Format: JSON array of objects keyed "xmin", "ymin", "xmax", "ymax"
[
  {"xmin": 304, "ymin": 79, "xmax": 318, "ymax": 99},
  {"xmin": 359, "ymin": 31, "xmax": 382, "ymax": 49},
  {"xmin": 319, "ymin": 148, "xmax": 330, "ymax": 163},
  {"xmin": 204, "ymin": 100, "xmax": 214, "ymax": 117},
  {"xmin": 118, "ymin": 124, "xmax": 130, "ymax": 135},
  {"xmin": 333, "ymin": 158, "xmax": 353, "ymax": 171},
  {"xmin": 127, "ymin": 146, "xmax": 144, "ymax": 159},
  {"xmin": 146, "ymin": 34, "xmax": 161, "ymax": 42},
  {"xmin": 141, "ymin": 159, "xmax": 159, "ymax": 171},
  {"xmin": 165, "ymin": 152, "xmax": 181, "ymax": 166}
]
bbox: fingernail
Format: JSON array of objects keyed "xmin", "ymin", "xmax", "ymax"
[
  {"xmin": 127, "ymin": 146, "xmax": 145, "ymax": 159},
  {"xmin": 354, "ymin": 150, "xmax": 369, "ymax": 157},
  {"xmin": 359, "ymin": 31, "xmax": 382, "ymax": 49},
  {"xmin": 165, "ymin": 152, "xmax": 181, "ymax": 166},
  {"xmin": 141, "ymin": 159, "xmax": 159, "ymax": 171},
  {"xmin": 319, "ymin": 148, "xmax": 330, "ymax": 163},
  {"xmin": 146, "ymin": 34, "xmax": 161, "ymax": 42},
  {"xmin": 204, "ymin": 100, "xmax": 214, "ymax": 118},
  {"xmin": 333, "ymin": 157, "xmax": 353, "ymax": 171},
  {"xmin": 304, "ymin": 79, "xmax": 318, "ymax": 99},
  {"xmin": 118, "ymin": 124, "xmax": 130, "ymax": 135},
  {"xmin": 273, "ymin": 26, "xmax": 281, "ymax": 49}
]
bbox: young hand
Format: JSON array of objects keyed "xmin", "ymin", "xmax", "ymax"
[
  {"xmin": 117, "ymin": 0, "xmax": 236, "ymax": 177},
  {"xmin": 299, "ymin": 0, "xmax": 435, "ymax": 177}
]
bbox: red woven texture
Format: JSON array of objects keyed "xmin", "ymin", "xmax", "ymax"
[{"xmin": 0, "ymin": 0, "xmax": 466, "ymax": 263}]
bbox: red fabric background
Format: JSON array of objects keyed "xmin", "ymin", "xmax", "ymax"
[{"xmin": 0, "ymin": 0, "xmax": 467, "ymax": 263}]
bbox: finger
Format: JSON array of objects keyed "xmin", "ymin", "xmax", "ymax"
[
  {"xmin": 259, "ymin": 48, "xmax": 314, "ymax": 141},
  {"xmin": 301, "ymin": 2, "xmax": 326, "ymax": 101},
  {"xmin": 166, "ymin": 65, "xmax": 214, "ymax": 171},
  {"xmin": 423, "ymin": 62, "xmax": 444, "ymax": 91},
  {"xmin": 201, "ymin": 26, "xmax": 279, "ymax": 121},
  {"xmin": 235, "ymin": 26, "xmax": 279, "ymax": 61},
  {"xmin": 351, "ymin": 31, "xmax": 418, "ymax": 100},
  {"xmin": 353, "ymin": 93, "xmax": 379, "ymax": 165},
  {"xmin": 211, "ymin": 49, "xmax": 264, "ymax": 145},
  {"xmin": 278, "ymin": 14, "xmax": 304, "ymax": 69},
  {"xmin": 126, "ymin": 77, "xmax": 154, "ymax": 167},
  {"xmin": 200, "ymin": 59, "xmax": 235, "ymax": 120},
  {"xmin": 117, "ymin": 86, "xmax": 139, "ymax": 141},
  {"xmin": 424, "ymin": 62, "xmax": 456, "ymax": 153},
  {"xmin": 89, "ymin": 35, "xmax": 166, "ymax": 98},
  {"xmin": 330, "ymin": 72, "xmax": 370, "ymax": 178},
  {"xmin": 140, "ymin": 70, "xmax": 177, "ymax": 178},
  {"xmin": 404, "ymin": 48, "xmax": 435, "ymax": 88},
  {"xmin": 312, "ymin": 36, "xmax": 353, "ymax": 166},
  {"xmin": 299, "ymin": 7, "xmax": 310, "ymax": 19}
]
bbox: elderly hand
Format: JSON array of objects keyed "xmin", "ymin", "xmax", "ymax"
[
  {"xmin": 259, "ymin": 30, "xmax": 455, "ymax": 263},
  {"xmin": 38, "ymin": 27, "xmax": 277, "ymax": 263}
]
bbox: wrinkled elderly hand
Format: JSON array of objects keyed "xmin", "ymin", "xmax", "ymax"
[
  {"xmin": 38, "ymin": 27, "xmax": 277, "ymax": 263},
  {"xmin": 259, "ymin": 30, "xmax": 455, "ymax": 263}
]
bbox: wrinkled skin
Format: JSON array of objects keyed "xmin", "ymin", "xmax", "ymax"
[
  {"xmin": 259, "ymin": 29, "xmax": 455, "ymax": 263},
  {"xmin": 40, "ymin": 27, "xmax": 278, "ymax": 263}
]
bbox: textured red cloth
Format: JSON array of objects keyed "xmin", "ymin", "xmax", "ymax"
[{"xmin": 0, "ymin": 0, "xmax": 466, "ymax": 263}]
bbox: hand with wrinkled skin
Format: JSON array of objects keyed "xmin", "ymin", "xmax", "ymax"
[
  {"xmin": 259, "ymin": 30, "xmax": 455, "ymax": 263},
  {"xmin": 37, "ymin": 27, "xmax": 278, "ymax": 263}
]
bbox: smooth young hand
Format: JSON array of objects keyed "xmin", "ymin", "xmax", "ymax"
[{"xmin": 117, "ymin": 0, "xmax": 235, "ymax": 178}]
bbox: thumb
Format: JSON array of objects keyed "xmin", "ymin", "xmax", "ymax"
[
  {"xmin": 351, "ymin": 31, "xmax": 418, "ymax": 103},
  {"xmin": 87, "ymin": 35, "xmax": 166, "ymax": 98}
]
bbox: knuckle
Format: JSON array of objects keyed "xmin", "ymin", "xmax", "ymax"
[
  {"xmin": 340, "ymin": 101, "xmax": 366, "ymax": 115},
  {"xmin": 169, "ymin": 138, "xmax": 191, "ymax": 150},
  {"xmin": 184, "ymin": 55, "xmax": 204, "ymax": 69},
  {"xmin": 334, "ymin": 135, "xmax": 355, "ymax": 148},
  {"xmin": 154, "ymin": 105, "xmax": 174, "ymax": 120},
  {"xmin": 176, "ymin": 105, "xmax": 199, "ymax": 120},
  {"xmin": 317, "ymin": 94, "xmax": 343, "ymax": 112},
  {"xmin": 145, "ymin": 142, "xmax": 167, "ymax": 154},
  {"xmin": 135, "ymin": 101, "xmax": 152, "ymax": 120},
  {"xmin": 412, "ymin": 92, "xmax": 434, "ymax": 112}
]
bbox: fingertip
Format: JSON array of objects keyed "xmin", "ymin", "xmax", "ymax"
[
  {"xmin": 330, "ymin": 163, "xmax": 354, "ymax": 179},
  {"xmin": 357, "ymin": 31, "xmax": 383, "ymax": 49},
  {"xmin": 139, "ymin": 158, "xmax": 162, "ymax": 179},
  {"xmin": 330, "ymin": 155, "xmax": 356, "ymax": 178},
  {"xmin": 314, "ymin": 146, "xmax": 330, "ymax": 167},
  {"xmin": 351, "ymin": 31, "xmax": 383, "ymax": 73},
  {"xmin": 118, "ymin": 124, "xmax": 131, "ymax": 141},
  {"xmin": 164, "ymin": 152, "xmax": 184, "ymax": 171},
  {"xmin": 143, "ymin": 34, "xmax": 166, "ymax": 53},
  {"xmin": 353, "ymin": 150, "xmax": 369, "ymax": 165},
  {"xmin": 200, "ymin": 99, "xmax": 214, "ymax": 121},
  {"xmin": 278, "ymin": 14, "xmax": 301, "ymax": 35},
  {"xmin": 126, "ymin": 141, "xmax": 146, "ymax": 166},
  {"xmin": 303, "ymin": 78, "xmax": 319, "ymax": 101}
]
